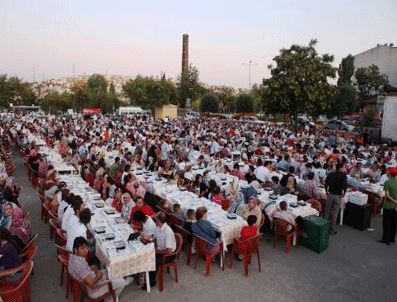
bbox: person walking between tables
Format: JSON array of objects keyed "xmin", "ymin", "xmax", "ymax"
[
  {"xmin": 324, "ymin": 163, "xmax": 347, "ymax": 235},
  {"xmin": 378, "ymin": 167, "xmax": 397, "ymax": 245}
]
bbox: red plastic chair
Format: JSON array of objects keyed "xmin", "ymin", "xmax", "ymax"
[
  {"xmin": 157, "ymin": 233, "xmax": 183, "ymax": 292},
  {"xmin": 193, "ymin": 235, "xmax": 224, "ymax": 276},
  {"xmin": 19, "ymin": 246, "xmax": 38, "ymax": 262},
  {"xmin": 48, "ymin": 218, "xmax": 60, "ymax": 240},
  {"xmin": 55, "ymin": 228, "xmax": 67, "ymax": 247},
  {"xmin": 168, "ymin": 213, "xmax": 184, "ymax": 229},
  {"xmin": 306, "ymin": 199, "xmax": 323, "ymax": 214},
  {"xmin": 173, "ymin": 224, "xmax": 193, "ymax": 265},
  {"xmin": 229, "ymin": 233, "xmax": 262, "ymax": 276},
  {"xmin": 57, "ymin": 253, "xmax": 71, "ymax": 299},
  {"xmin": 0, "ymin": 260, "xmax": 33, "ymax": 302},
  {"xmin": 273, "ymin": 217, "xmax": 298, "ymax": 253},
  {"xmin": 70, "ymin": 273, "xmax": 116, "ymax": 302},
  {"xmin": 19, "ymin": 234, "xmax": 38, "ymax": 255}
]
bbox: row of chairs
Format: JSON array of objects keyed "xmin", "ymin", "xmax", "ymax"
[{"xmin": 0, "ymin": 234, "xmax": 39, "ymax": 302}]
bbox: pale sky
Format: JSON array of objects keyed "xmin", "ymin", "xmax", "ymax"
[{"xmin": 0, "ymin": 0, "xmax": 396, "ymax": 88}]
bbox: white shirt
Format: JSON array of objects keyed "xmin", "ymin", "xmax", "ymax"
[
  {"xmin": 58, "ymin": 200, "xmax": 68, "ymax": 222},
  {"xmin": 65, "ymin": 214, "xmax": 80, "ymax": 233},
  {"xmin": 62, "ymin": 206, "xmax": 74, "ymax": 230},
  {"xmin": 255, "ymin": 166, "xmax": 267, "ymax": 182},
  {"xmin": 66, "ymin": 222, "xmax": 87, "ymax": 252},
  {"xmin": 154, "ymin": 223, "xmax": 176, "ymax": 251},
  {"xmin": 142, "ymin": 216, "xmax": 156, "ymax": 236}
]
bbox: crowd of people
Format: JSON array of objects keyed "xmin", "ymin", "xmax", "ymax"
[{"xmin": 0, "ymin": 111, "xmax": 396, "ymax": 299}]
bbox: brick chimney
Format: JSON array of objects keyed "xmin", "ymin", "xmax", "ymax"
[{"xmin": 182, "ymin": 34, "xmax": 189, "ymax": 73}]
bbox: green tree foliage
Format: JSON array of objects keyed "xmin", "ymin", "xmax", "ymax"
[
  {"xmin": 122, "ymin": 76, "xmax": 176, "ymax": 110},
  {"xmin": 359, "ymin": 105, "xmax": 379, "ymax": 127},
  {"xmin": 355, "ymin": 65, "xmax": 389, "ymax": 99},
  {"xmin": 41, "ymin": 92, "xmax": 72, "ymax": 114},
  {"xmin": 70, "ymin": 79, "xmax": 89, "ymax": 112},
  {"xmin": 0, "ymin": 75, "xmax": 36, "ymax": 107},
  {"xmin": 199, "ymin": 93, "xmax": 219, "ymax": 113},
  {"xmin": 235, "ymin": 94, "xmax": 255, "ymax": 113},
  {"xmin": 328, "ymin": 83, "xmax": 357, "ymax": 117},
  {"xmin": 87, "ymin": 74, "xmax": 108, "ymax": 95},
  {"xmin": 104, "ymin": 82, "xmax": 119, "ymax": 113},
  {"xmin": 177, "ymin": 65, "xmax": 207, "ymax": 108},
  {"xmin": 261, "ymin": 39, "xmax": 336, "ymax": 128},
  {"xmin": 211, "ymin": 85, "xmax": 236, "ymax": 113},
  {"xmin": 337, "ymin": 55, "xmax": 355, "ymax": 86}
]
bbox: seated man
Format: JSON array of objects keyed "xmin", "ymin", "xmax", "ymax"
[
  {"xmin": 143, "ymin": 212, "xmax": 176, "ymax": 290},
  {"xmin": 273, "ymin": 201, "xmax": 296, "ymax": 232},
  {"xmin": 132, "ymin": 210, "xmax": 156, "ymax": 236},
  {"xmin": 66, "ymin": 208, "xmax": 91, "ymax": 252},
  {"xmin": 68, "ymin": 237, "xmax": 132, "ymax": 301},
  {"xmin": 191, "ymin": 206, "xmax": 219, "ymax": 245},
  {"xmin": 300, "ymin": 172, "xmax": 320, "ymax": 200}
]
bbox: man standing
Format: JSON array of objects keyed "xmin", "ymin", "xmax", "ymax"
[
  {"xmin": 324, "ymin": 163, "xmax": 347, "ymax": 235},
  {"xmin": 379, "ymin": 167, "xmax": 397, "ymax": 245}
]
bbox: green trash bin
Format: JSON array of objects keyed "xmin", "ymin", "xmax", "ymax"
[{"xmin": 300, "ymin": 215, "xmax": 330, "ymax": 254}]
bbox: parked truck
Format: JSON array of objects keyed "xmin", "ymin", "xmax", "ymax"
[{"xmin": 381, "ymin": 96, "xmax": 397, "ymax": 143}]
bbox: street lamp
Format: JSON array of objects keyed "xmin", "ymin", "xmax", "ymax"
[{"xmin": 242, "ymin": 60, "xmax": 258, "ymax": 89}]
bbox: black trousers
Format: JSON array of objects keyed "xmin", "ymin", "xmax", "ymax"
[
  {"xmin": 382, "ymin": 208, "xmax": 397, "ymax": 243},
  {"xmin": 149, "ymin": 254, "xmax": 176, "ymax": 286}
]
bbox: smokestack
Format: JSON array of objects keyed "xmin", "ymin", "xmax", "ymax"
[{"xmin": 182, "ymin": 34, "xmax": 189, "ymax": 73}]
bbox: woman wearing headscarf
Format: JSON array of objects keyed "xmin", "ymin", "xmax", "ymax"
[{"xmin": 0, "ymin": 203, "xmax": 32, "ymax": 244}]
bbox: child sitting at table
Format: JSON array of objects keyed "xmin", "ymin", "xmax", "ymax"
[
  {"xmin": 236, "ymin": 215, "xmax": 258, "ymax": 260},
  {"xmin": 183, "ymin": 209, "xmax": 196, "ymax": 235},
  {"xmin": 172, "ymin": 204, "xmax": 185, "ymax": 222}
]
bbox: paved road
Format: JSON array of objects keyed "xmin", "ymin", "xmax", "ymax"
[{"xmin": 13, "ymin": 149, "xmax": 397, "ymax": 302}]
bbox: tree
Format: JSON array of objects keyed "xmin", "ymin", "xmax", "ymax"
[
  {"xmin": 328, "ymin": 83, "xmax": 357, "ymax": 117},
  {"xmin": 0, "ymin": 75, "xmax": 36, "ymax": 107},
  {"xmin": 235, "ymin": 94, "xmax": 255, "ymax": 113},
  {"xmin": 355, "ymin": 65, "xmax": 388, "ymax": 99},
  {"xmin": 41, "ymin": 92, "xmax": 72, "ymax": 114},
  {"xmin": 261, "ymin": 39, "xmax": 336, "ymax": 130},
  {"xmin": 122, "ymin": 76, "xmax": 176, "ymax": 110},
  {"xmin": 337, "ymin": 55, "xmax": 355, "ymax": 86},
  {"xmin": 211, "ymin": 85, "xmax": 236, "ymax": 113},
  {"xmin": 70, "ymin": 79, "xmax": 89, "ymax": 112},
  {"xmin": 359, "ymin": 105, "xmax": 379, "ymax": 127},
  {"xmin": 199, "ymin": 93, "xmax": 219, "ymax": 113},
  {"xmin": 87, "ymin": 74, "xmax": 108, "ymax": 95},
  {"xmin": 177, "ymin": 65, "xmax": 207, "ymax": 108}
]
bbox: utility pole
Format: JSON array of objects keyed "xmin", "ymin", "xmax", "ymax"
[
  {"xmin": 32, "ymin": 65, "xmax": 36, "ymax": 83},
  {"xmin": 242, "ymin": 60, "xmax": 258, "ymax": 89}
]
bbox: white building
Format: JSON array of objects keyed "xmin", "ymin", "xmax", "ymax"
[{"xmin": 353, "ymin": 44, "xmax": 397, "ymax": 88}]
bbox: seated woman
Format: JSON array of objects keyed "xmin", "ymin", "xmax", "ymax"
[
  {"xmin": 280, "ymin": 176, "xmax": 299, "ymax": 196},
  {"xmin": 191, "ymin": 206, "xmax": 219, "ymax": 245},
  {"xmin": 192, "ymin": 174, "xmax": 208, "ymax": 198},
  {"xmin": 110, "ymin": 187, "xmax": 123, "ymax": 212},
  {"xmin": 129, "ymin": 195, "xmax": 155, "ymax": 224},
  {"xmin": 0, "ymin": 203, "xmax": 32, "ymax": 245},
  {"xmin": 236, "ymin": 196, "xmax": 262, "ymax": 227},
  {"xmin": 159, "ymin": 160, "xmax": 175, "ymax": 179},
  {"xmin": 211, "ymin": 186, "xmax": 230, "ymax": 210},
  {"xmin": 229, "ymin": 163, "xmax": 245, "ymax": 180},
  {"xmin": 0, "ymin": 227, "xmax": 23, "ymax": 281}
]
